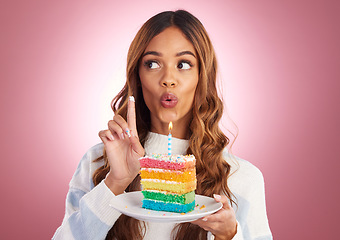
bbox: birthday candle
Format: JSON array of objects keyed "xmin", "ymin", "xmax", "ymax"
[{"xmin": 168, "ymin": 122, "xmax": 173, "ymax": 156}]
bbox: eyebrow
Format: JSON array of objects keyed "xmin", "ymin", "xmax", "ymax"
[
  {"xmin": 176, "ymin": 51, "xmax": 196, "ymax": 58},
  {"xmin": 142, "ymin": 50, "xmax": 196, "ymax": 58},
  {"xmin": 142, "ymin": 51, "xmax": 161, "ymax": 57}
]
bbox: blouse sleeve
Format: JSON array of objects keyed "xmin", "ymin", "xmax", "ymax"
[
  {"xmin": 224, "ymin": 152, "xmax": 273, "ymax": 240},
  {"xmin": 52, "ymin": 144, "xmax": 121, "ymax": 240}
]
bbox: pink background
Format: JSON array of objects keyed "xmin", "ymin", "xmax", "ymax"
[{"xmin": 1, "ymin": 0, "xmax": 339, "ymax": 239}]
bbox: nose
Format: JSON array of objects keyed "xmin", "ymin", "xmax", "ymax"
[
  {"xmin": 162, "ymin": 80, "xmax": 176, "ymax": 88},
  {"xmin": 161, "ymin": 68, "xmax": 177, "ymax": 88}
]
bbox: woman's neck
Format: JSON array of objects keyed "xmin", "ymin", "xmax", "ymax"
[{"xmin": 150, "ymin": 115, "xmax": 191, "ymax": 139}]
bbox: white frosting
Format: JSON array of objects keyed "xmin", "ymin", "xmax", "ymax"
[
  {"xmin": 142, "ymin": 179, "xmax": 196, "ymax": 185},
  {"xmin": 142, "ymin": 179, "xmax": 181, "ymax": 184},
  {"xmin": 141, "ymin": 168, "xmax": 183, "ymax": 174},
  {"xmin": 140, "ymin": 154, "xmax": 195, "ymax": 163}
]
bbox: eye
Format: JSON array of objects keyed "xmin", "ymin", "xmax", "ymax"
[
  {"xmin": 144, "ymin": 60, "xmax": 160, "ymax": 69},
  {"xmin": 177, "ymin": 61, "xmax": 192, "ymax": 70}
]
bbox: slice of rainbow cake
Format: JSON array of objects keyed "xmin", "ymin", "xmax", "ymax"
[{"xmin": 139, "ymin": 154, "xmax": 196, "ymax": 213}]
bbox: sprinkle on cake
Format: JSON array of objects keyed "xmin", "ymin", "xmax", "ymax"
[{"xmin": 139, "ymin": 153, "xmax": 196, "ymax": 213}]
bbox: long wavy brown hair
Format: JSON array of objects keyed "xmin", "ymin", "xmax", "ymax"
[{"xmin": 92, "ymin": 10, "xmax": 235, "ymax": 240}]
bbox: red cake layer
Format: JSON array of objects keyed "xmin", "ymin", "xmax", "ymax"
[{"xmin": 139, "ymin": 156, "xmax": 195, "ymax": 170}]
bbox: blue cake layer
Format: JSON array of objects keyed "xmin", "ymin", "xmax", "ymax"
[{"xmin": 142, "ymin": 199, "xmax": 195, "ymax": 213}]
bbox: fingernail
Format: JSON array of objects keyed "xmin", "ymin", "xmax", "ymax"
[
  {"xmin": 109, "ymin": 134, "xmax": 115, "ymax": 141},
  {"xmin": 120, "ymin": 133, "xmax": 125, "ymax": 140},
  {"xmin": 213, "ymin": 194, "xmax": 221, "ymax": 200},
  {"xmin": 202, "ymin": 217, "xmax": 208, "ymax": 222},
  {"xmin": 125, "ymin": 128, "xmax": 131, "ymax": 138},
  {"xmin": 129, "ymin": 96, "xmax": 135, "ymax": 102}
]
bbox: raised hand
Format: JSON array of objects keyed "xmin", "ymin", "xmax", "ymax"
[{"xmin": 99, "ymin": 96, "xmax": 145, "ymax": 195}]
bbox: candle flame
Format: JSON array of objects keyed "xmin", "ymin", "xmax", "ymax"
[{"xmin": 169, "ymin": 122, "xmax": 173, "ymax": 131}]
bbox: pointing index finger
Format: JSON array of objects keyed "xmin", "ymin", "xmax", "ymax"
[{"xmin": 127, "ymin": 96, "xmax": 137, "ymax": 133}]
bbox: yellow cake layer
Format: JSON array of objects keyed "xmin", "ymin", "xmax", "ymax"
[
  {"xmin": 141, "ymin": 179, "xmax": 196, "ymax": 194},
  {"xmin": 140, "ymin": 168, "xmax": 196, "ymax": 182}
]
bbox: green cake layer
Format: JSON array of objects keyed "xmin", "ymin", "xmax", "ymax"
[{"xmin": 142, "ymin": 190, "xmax": 195, "ymax": 204}]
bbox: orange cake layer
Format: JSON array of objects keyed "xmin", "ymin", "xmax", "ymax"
[{"xmin": 140, "ymin": 168, "xmax": 196, "ymax": 182}]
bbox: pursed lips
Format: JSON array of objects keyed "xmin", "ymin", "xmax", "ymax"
[{"xmin": 160, "ymin": 93, "xmax": 178, "ymax": 108}]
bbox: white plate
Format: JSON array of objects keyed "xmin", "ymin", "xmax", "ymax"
[{"xmin": 109, "ymin": 191, "xmax": 222, "ymax": 223}]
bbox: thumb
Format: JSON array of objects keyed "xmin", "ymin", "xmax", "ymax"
[{"xmin": 213, "ymin": 194, "xmax": 232, "ymax": 210}]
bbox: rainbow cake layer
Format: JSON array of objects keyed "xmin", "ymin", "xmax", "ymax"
[{"xmin": 139, "ymin": 154, "xmax": 196, "ymax": 213}]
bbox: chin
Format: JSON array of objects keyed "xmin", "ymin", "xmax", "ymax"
[{"xmin": 157, "ymin": 110, "xmax": 179, "ymax": 123}]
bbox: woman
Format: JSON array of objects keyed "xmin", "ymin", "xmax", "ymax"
[{"xmin": 53, "ymin": 10, "xmax": 272, "ymax": 240}]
